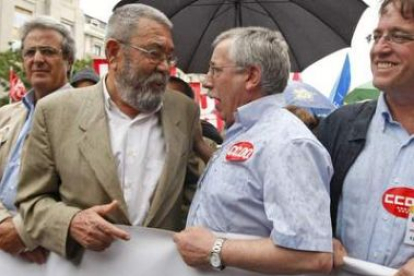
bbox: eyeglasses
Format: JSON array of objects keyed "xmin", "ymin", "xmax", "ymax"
[
  {"xmin": 366, "ymin": 31, "xmax": 414, "ymax": 45},
  {"xmin": 119, "ymin": 41, "xmax": 178, "ymax": 67},
  {"xmin": 22, "ymin": 46, "xmax": 62, "ymax": 59},
  {"xmin": 207, "ymin": 64, "xmax": 245, "ymax": 77}
]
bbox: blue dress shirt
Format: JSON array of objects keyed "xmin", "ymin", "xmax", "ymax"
[
  {"xmin": 187, "ymin": 95, "xmax": 333, "ymax": 252},
  {"xmin": 337, "ymin": 93, "xmax": 414, "ymax": 268},
  {"xmin": 0, "ymin": 91, "xmax": 35, "ymax": 212}
]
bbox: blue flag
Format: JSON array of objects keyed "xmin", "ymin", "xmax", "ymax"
[{"xmin": 330, "ymin": 54, "xmax": 351, "ymax": 107}]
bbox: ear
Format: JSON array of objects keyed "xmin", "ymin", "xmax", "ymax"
[
  {"xmin": 245, "ymin": 65, "xmax": 261, "ymax": 92},
  {"xmin": 105, "ymin": 39, "xmax": 122, "ymax": 70}
]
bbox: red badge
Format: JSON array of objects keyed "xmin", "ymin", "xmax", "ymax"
[
  {"xmin": 226, "ymin": 142, "xmax": 254, "ymax": 162},
  {"xmin": 382, "ymin": 187, "xmax": 414, "ymax": 219}
]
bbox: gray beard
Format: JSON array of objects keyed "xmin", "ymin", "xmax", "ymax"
[{"xmin": 115, "ymin": 59, "xmax": 168, "ymax": 113}]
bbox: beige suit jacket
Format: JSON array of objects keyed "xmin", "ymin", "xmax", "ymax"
[{"xmin": 16, "ymin": 81, "xmax": 199, "ymax": 258}]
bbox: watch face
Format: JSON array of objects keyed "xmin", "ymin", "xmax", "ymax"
[{"xmin": 210, "ymin": 252, "xmax": 222, "ymax": 267}]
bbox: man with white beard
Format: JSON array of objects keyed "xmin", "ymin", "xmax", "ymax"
[{"xmin": 15, "ymin": 3, "xmax": 210, "ymax": 260}]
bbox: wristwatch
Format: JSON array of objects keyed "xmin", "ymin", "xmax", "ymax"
[{"xmin": 210, "ymin": 237, "xmax": 226, "ymax": 270}]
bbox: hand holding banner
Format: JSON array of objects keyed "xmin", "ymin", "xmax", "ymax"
[{"xmin": 0, "ymin": 226, "xmax": 400, "ymax": 276}]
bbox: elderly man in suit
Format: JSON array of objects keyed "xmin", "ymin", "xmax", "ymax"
[
  {"xmin": 0, "ymin": 16, "xmax": 74, "ymax": 263},
  {"xmin": 16, "ymin": 3, "xmax": 209, "ymax": 260}
]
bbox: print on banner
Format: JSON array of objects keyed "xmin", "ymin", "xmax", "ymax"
[
  {"xmin": 226, "ymin": 142, "xmax": 254, "ymax": 162},
  {"xmin": 382, "ymin": 187, "xmax": 414, "ymax": 219}
]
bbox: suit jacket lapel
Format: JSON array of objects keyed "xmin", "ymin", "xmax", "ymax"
[
  {"xmin": 77, "ymin": 82, "xmax": 130, "ymax": 223},
  {"xmin": 143, "ymin": 95, "xmax": 186, "ymax": 226}
]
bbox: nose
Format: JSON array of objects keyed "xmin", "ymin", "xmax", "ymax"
[
  {"xmin": 201, "ymin": 74, "xmax": 215, "ymax": 97},
  {"xmin": 371, "ymin": 37, "xmax": 392, "ymax": 56},
  {"xmin": 33, "ymin": 49, "xmax": 46, "ymax": 62},
  {"xmin": 202, "ymin": 72, "xmax": 213, "ymax": 89},
  {"xmin": 156, "ymin": 59, "xmax": 170, "ymax": 74}
]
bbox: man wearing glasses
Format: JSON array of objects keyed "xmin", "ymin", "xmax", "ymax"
[
  {"xmin": 174, "ymin": 27, "xmax": 334, "ymax": 274},
  {"xmin": 317, "ymin": 0, "xmax": 414, "ymax": 275},
  {"xmin": 15, "ymin": 3, "xmax": 210, "ymax": 260},
  {"xmin": 0, "ymin": 16, "xmax": 74, "ymax": 263}
]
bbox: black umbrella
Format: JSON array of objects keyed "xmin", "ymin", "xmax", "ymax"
[{"xmin": 113, "ymin": 0, "xmax": 368, "ymax": 73}]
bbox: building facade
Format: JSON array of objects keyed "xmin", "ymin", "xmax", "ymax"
[{"xmin": 0, "ymin": 0, "xmax": 106, "ymax": 59}]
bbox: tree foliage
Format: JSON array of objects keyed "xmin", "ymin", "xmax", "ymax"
[
  {"xmin": 72, "ymin": 57, "xmax": 93, "ymax": 75},
  {"xmin": 0, "ymin": 49, "xmax": 26, "ymax": 91}
]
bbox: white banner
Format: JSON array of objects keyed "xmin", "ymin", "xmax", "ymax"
[{"xmin": 0, "ymin": 226, "xmax": 398, "ymax": 276}]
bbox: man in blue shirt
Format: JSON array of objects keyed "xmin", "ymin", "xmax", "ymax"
[
  {"xmin": 0, "ymin": 16, "xmax": 74, "ymax": 263},
  {"xmin": 174, "ymin": 27, "xmax": 334, "ymax": 274},
  {"xmin": 317, "ymin": 0, "xmax": 414, "ymax": 275}
]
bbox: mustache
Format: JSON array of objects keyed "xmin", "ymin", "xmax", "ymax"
[{"xmin": 142, "ymin": 72, "xmax": 168, "ymax": 86}]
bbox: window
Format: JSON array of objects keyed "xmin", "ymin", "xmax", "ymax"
[
  {"xmin": 90, "ymin": 19, "xmax": 99, "ymax": 27},
  {"xmin": 12, "ymin": 6, "xmax": 32, "ymax": 39},
  {"xmin": 93, "ymin": 45, "xmax": 102, "ymax": 56}
]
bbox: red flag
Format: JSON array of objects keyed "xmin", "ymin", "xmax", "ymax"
[{"xmin": 9, "ymin": 68, "xmax": 26, "ymax": 102}]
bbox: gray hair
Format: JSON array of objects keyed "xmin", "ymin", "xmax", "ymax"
[
  {"xmin": 106, "ymin": 3, "xmax": 172, "ymax": 43},
  {"xmin": 380, "ymin": 0, "xmax": 414, "ymax": 19},
  {"xmin": 21, "ymin": 16, "xmax": 76, "ymax": 63},
  {"xmin": 213, "ymin": 27, "xmax": 291, "ymax": 96}
]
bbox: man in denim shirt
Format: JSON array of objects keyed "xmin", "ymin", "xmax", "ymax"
[
  {"xmin": 317, "ymin": 1, "xmax": 414, "ymax": 275},
  {"xmin": 174, "ymin": 27, "xmax": 333, "ymax": 275},
  {"xmin": 0, "ymin": 16, "xmax": 74, "ymax": 263}
]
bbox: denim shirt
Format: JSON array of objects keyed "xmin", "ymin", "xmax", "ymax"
[{"xmin": 187, "ymin": 95, "xmax": 333, "ymax": 252}]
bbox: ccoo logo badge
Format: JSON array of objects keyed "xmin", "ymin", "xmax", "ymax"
[
  {"xmin": 382, "ymin": 187, "xmax": 414, "ymax": 219},
  {"xmin": 226, "ymin": 141, "xmax": 254, "ymax": 162}
]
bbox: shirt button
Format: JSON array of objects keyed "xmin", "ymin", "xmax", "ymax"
[
  {"xmin": 373, "ymin": 252, "xmax": 378, "ymax": 258},
  {"xmin": 383, "ymin": 216, "xmax": 388, "ymax": 221}
]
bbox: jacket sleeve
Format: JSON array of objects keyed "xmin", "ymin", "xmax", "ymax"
[{"xmin": 15, "ymin": 101, "xmax": 81, "ymax": 258}]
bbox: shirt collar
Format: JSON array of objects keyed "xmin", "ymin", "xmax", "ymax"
[
  {"xmin": 23, "ymin": 82, "xmax": 71, "ymax": 111},
  {"xmin": 376, "ymin": 92, "xmax": 396, "ymax": 132},
  {"xmin": 235, "ymin": 94, "xmax": 284, "ymax": 129},
  {"xmin": 103, "ymin": 75, "xmax": 113, "ymax": 111},
  {"xmin": 22, "ymin": 89, "xmax": 35, "ymax": 111}
]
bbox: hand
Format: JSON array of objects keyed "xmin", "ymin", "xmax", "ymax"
[
  {"xmin": 19, "ymin": 247, "xmax": 49, "ymax": 264},
  {"xmin": 0, "ymin": 217, "xmax": 26, "ymax": 254},
  {"xmin": 332, "ymin": 238, "xmax": 347, "ymax": 269},
  {"xmin": 173, "ymin": 226, "xmax": 215, "ymax": 267},
  {"xmin": 69, "ymin": 200, "xmax": 130, "ymax": 251},
  {"xmin": 395, "ymin": 258, "xmax": 414, "ymax": 276}
]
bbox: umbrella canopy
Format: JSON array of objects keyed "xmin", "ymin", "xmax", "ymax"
[
  {"xmin": 283, "ymin": 80, "xmax": 336, "ymax": 117},
  {"xmin": 113, "ymin": 0, "xmax": 367, "ymax": 73},
  {"xmin": 345, "ymin": 82, "xmax": 380, "ymax": 105}
]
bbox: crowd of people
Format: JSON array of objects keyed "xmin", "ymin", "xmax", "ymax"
[{"xmin": 0, "ymin": 0, "xmax": 413, "ymax": 275}]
